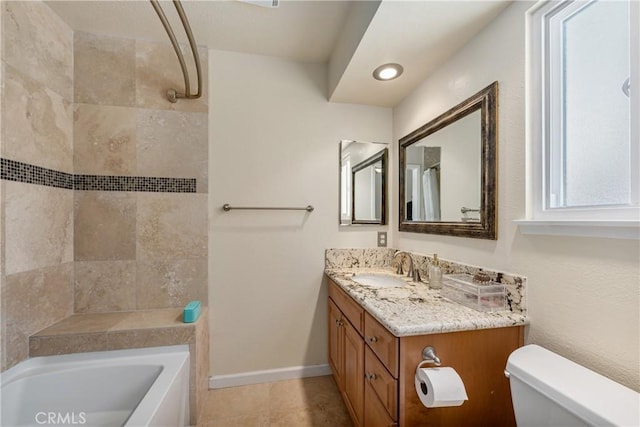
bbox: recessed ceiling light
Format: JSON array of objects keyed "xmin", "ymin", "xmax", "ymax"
[{"xmin": 373, "ymin": 63, "xmax": 403, "ymax": 81}]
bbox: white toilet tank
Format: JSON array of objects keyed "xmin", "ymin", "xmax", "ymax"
[{"xmin": 505, "ymin": 344, "xmax": 639, "ymax": 427}]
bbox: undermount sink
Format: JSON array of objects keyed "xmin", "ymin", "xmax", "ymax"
[{"xmin": 350, "ymin": 273, "xmax": 407, "ymax": 288}]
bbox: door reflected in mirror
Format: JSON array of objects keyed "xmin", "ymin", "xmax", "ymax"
[
  {"xmin": 340, "ymin": 141, "xmax": 388, "ymax": 225},
  {"xmin": 405, "ymin": 110, "xmax": 481, "ymax": 222}
]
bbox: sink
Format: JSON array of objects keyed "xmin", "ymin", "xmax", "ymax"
[{"xmin": 350, "ymin": 273, "xmax": 407, "ymax": 288}]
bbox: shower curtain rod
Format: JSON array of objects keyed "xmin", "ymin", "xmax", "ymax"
[{"xmin": 149, "ymin": 0, "xmax": 202, "ymax": 103}]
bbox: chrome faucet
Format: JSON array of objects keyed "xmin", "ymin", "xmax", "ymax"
[{"xmin": 393, "ymin": 251, "xmax": 421, "ymax": 282}]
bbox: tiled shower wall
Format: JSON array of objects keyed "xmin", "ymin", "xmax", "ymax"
[
  {"xmin": 1, "ymin": 1, "xmax": 209, "ymax": 371},
  {"xmin": 72, "ymin": 31, "xmax": 208, "ymax": 314},
  {"xmin": 1, "ymin": 1, "xmax": 75, "ymax": 371}
]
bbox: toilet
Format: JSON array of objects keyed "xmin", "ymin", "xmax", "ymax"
[{"xmin": 505, "ymin": 344, "xmax": 640, "ymax": 426}]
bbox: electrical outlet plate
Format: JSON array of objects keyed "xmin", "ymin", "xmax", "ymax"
[{"xmin": 377, "ymin": 231, "xmax": 387, "ymax": 247}]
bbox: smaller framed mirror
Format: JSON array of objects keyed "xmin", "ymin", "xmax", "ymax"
[{"xmin": 340, "ymin": 141, "xmax": 388, "ymax": 225}]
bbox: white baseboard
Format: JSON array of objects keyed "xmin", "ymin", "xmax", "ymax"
[{"xmin": 209, "ymin": 364, "xmax": 332, "ymax": 389}]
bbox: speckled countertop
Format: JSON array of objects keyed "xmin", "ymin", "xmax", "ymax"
[{"xmin": 325, "ymin": 267, "xmax": 528, "ymax": 337}]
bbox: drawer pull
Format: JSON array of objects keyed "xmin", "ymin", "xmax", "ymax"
[
  {"xmin": 368, "ymin": 336, "xmax": 378, "ymax": 343},
  {"xmin": 365, "ymin": 372, "xmax": 377, "ymax": 381},
  {"xmin": 335, "ymin": 319, "xmax": 344, "ymax": 327}
]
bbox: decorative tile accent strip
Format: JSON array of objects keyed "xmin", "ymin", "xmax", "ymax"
[
  {"xmin": 74, "ymin": 175, "xmax": 196, "ymax": 193},
  {"xmin": 1, "ymin": 158, "xmax": 196, "ymax": 193},
  {"xmin": 1, "ymin": 158, "xmax": 73, "ymax": 189}
]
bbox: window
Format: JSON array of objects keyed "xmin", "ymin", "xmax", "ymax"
[{"xmin": 520, "ymin": 0, "xmax": 640, "ymax": 238}]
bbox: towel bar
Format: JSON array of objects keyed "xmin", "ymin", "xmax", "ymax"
[{"xmin": 222, "ymin": 204, "xmax": 314, "ymax": 212}]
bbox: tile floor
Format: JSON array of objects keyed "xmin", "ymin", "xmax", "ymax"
[{"xmin": 197, "ymin": 375, "xmax": 353, "ymax": 426}]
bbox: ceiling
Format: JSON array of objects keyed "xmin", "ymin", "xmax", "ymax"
[{"xmin": 46, "ymin": 0, "xmax": 511, "ymax": 107}]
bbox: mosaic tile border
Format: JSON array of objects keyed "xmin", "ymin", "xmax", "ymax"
[
  {"xmin": 74, "ymin": 175, "xmax": 196, "ymax": 193},
  {"xmin": 1, "ymin": 158, "xmax": 73, "ymax": 189},
  {"xmin": 1, "ymin": 158, "xmax": 196, "ymax": 193}
]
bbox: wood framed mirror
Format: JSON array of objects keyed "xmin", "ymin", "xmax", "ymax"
[
  {"xmin": 340, "ymin": 141, "xmax": 388, "ymax": 226},
  {"xmin": 399, "ymin": 81, "xmax": 498, "ymax": 239}
]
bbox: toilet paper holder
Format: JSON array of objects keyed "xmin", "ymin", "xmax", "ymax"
[{"xmin": 417, "ymin": 346, "xmax": 442, "ymax": 371}]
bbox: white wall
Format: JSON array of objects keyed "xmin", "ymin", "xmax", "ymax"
[
  {"xmin": 208, "ymin": 50, "xmax": 391, "ymax": 377},
  {"xmin": 392, "ymin": 1, "xmax": 639, "ymax": 391}
]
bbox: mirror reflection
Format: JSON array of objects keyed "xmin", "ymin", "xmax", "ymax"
[
  {"xmin": 399, "ymin": 81, "xmax": 497, "ymax": 239},
  {"xmin": 340, "ymin": 141, "xmax": 388, "ymax": 225},
  {"xmin": 404, "ymin": 110, "xmax": 481, "ymax": 222}
]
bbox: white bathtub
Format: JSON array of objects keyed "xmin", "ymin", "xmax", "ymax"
[{"xmin": 1, "ymin": 345, "xmax": 190, "ymax": 427}]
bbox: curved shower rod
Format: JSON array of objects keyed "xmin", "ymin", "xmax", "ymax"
[{"xmin": 149, "ymin": 0, "xmax": 202, "ymax": 103}]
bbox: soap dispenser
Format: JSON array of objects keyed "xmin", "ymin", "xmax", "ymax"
[{"xmin": 429, "ymin": 254, "xmax": 442, "ymax": 290}]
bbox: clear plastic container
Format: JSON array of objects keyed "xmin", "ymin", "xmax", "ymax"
[{"xmin": 441, "ymin": 273, "xmax": 506, "ymax": 312}]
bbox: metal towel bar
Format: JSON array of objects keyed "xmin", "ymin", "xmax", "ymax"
[
  {"xmin": 222, "ymin": 204, "xmax": 314, "ymax": 212},
  {"xmin": 460, "ymin": 207, "xmax": 480, "ymax": 214},
  {"xmin": 149, "ymin": 0, "xmax": 202, "ymax": 103}
]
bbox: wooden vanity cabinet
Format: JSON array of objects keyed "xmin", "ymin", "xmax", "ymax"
[
  {"xmin": 328, "ymin": 289, "xmax": 365, "ymax": 426},
  {"xmin": 328, "ymin": 276, "xmax": 523, "ymax": 427},
  {"xmin": 399, "ymin": 327, "xmax": 523, "ymax": 426}
]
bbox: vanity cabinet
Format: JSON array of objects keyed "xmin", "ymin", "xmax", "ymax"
[
  {"xmin": 327, "ymin": 276, "xmax": 523, "ymax": 427},
  {"xmin": 328, "ymin": 296, "xmax": 364, "ymax": 425},
  {"xmin": 329, "ymin": 279, "xmax": 397, "ymax": 426}
]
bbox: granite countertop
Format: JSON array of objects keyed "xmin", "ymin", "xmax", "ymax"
[{"xmin": 325, "ymin": 267, "xmax": 528, "ymax": 337}]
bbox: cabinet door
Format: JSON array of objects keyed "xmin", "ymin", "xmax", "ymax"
[
  {"xmin": 365, "ymin": 346, "xmax": 398, "ymax": 421},
  {"xmin": 328, "ymin": 299, "xmax": 344, "ymax": 390},
  {"xmin": 343, "ymin": 318, "xmax": 364, "ymax": 427},
  {"xmin": 364, "ymin": 379, "xmax": 398, "ymax": 427}
]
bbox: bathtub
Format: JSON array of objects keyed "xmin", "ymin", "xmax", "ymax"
[{"xmin": 1, "ymin": 345, "xmax": 190, "ymax": 427}]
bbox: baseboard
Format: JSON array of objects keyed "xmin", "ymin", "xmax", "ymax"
[{"xmin": 209, "ymin": 364, "xmax": 332, "ymax": 389}]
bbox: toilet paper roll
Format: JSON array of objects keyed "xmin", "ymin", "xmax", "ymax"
[{"xmin": 414, "ymin": 367, "xmax": 468, "ymax": 408}]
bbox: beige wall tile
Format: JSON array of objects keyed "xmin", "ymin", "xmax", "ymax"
[
  {"xmin": 74, "ymin": 191, "xmax": 136, "ymax": 261},
  {"xmin": 136, "ymin": 40, "xmax": 208, "ymax": 113},
  {"xmin": 74, "ymin": 261, "xmax": 136, "ymax": 313},
  {"xmin": 2, "ymin": 1, "xmax": 73, "ymax": 101},
  {"xmin": 195, "ymin": 312, "xmax": 210, "ymax": 424},
  {"xmin": 4, "ymin": 263, "xmax": 73, "ymax": 369},
  {"xmin": 136, "ymin": 193, "xmax": 207, "ymax": 260},
  {"xmin": 2, "ymin": 64, "xmax": 73, "ymax": 173},
  {"xmin": 136, "ymin": 109, "xmax": 208, "ymax": 192},
  {"xmin": 74, "ymin": 32, "xmax": 135, "ymax": 106},
  {"xmin": 136, "ymin": 259, "xmax": 207, "ymax": 309},
  {"xmin": 30, "ymin": 333, "xmax": 109, "ymax": 357},
  {"xmin": 5, "ymin": 182, "xmax": 73, "ymax": 275},
  {"xmin": 74, "ymin": 104, "xmax": 136, "ymax": 175},
  {"xmin": 105, "ymin": 327, "xmax": 195, "ymax": 350}
]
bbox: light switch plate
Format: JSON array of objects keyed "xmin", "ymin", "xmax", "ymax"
[{"xmin": 377, "ymin": 231, "xmax": 387, "ymax": 247}]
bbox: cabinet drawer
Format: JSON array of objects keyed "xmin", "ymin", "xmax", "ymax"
[
  {"xmin": 328, "ymin": 279, "xmax": 364, "ymax": 335},
  {"xmin": 365, "ymin": 346, "xmax": 398, "ymax": 421},
  {"xmin": 364, "ymin": 379, "xmax": 398, "ymax": 427},
  {"xmin": 364, "ymin": 312, "xmax": 399, "ymax": 378}
]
